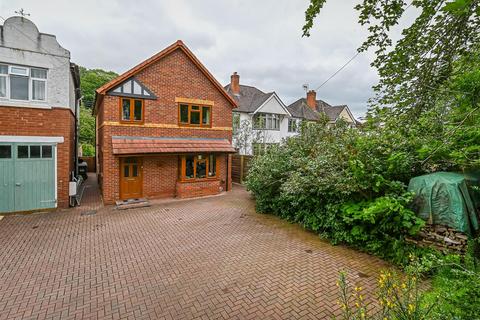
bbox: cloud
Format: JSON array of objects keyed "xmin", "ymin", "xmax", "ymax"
[{"xmin": 1, "ymin": 0, "xmax": 394, "ymax": 118}]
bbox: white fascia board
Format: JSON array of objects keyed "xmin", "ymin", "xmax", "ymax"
[
  {"xmin": 252, "ymin": 93, "xmax": 292, "ymax": 117},
  {"xmin": 0, "ymin": 135, "xmax": 64, "ymax": 143},
  {"xmin": 343, "ymin": 106, "xmax": 356, "ymax": 122}
]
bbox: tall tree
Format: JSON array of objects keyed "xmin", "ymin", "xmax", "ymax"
[
  {"xmin": 78, "ymin": 66, "xmax": 118, "ymax": 156},
  {"xmin": 303, "ymin": 0, "xmax": 480, "ymax": 117},
  {"xmin": 79, "ymin": 66, "xmax": 118, "ymax": 108}
]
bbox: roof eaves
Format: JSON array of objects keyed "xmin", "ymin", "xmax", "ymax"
[{"xmin": 94, "ymin": 40, "xmax": 238, "ymax": 114}]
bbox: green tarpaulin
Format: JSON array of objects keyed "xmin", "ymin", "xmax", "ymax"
[{"xmin": 408, "ymin": 172, "xmax": 480, "ymax": 236}]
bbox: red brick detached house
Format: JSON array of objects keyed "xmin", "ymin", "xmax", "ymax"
[{"xmin": 94, "ymin": 41, "xmax": 237, "ymax": 204}]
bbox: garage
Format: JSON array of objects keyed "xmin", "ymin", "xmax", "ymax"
[{"xmin": 0, "ymin": 142, "xmax": 57, "ymax": 213}]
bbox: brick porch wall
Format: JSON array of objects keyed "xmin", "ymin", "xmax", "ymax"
[
  {"xmin": 0, "ymin": 106, "xmax": 75, "ymax": 208},
  {"xmin": 101, "ymin": 153, "xmax": 229, "ymax": 204}
]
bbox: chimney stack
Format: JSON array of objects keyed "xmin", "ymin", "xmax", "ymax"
[
  {"xmin": 306, "ymin": 90, "xmax": 317, "ymax": 110},
  {"xmin": 230, "ymin": 72, "xmax": 240, "ymax": 95}
]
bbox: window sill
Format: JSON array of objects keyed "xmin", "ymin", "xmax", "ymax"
[
  {"xmin": 178, "ymin": 177, "xmax": 219, "ymax": 183},
  {"xmin": 178, "ymin": 123, "xmax": 212, "ymax": 128},
  {"xmin": 119, "ymin": 121, "xmax": 144, "ymax": 125},
  {"xmin": 0, "ymin": 99, "xmax": 51, "ymax": 109},
  {"xmin": 252, "ymin": 128, "xmax": 281, "ymax": 131}
]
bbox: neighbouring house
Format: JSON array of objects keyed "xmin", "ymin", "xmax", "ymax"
[
  {"xmin": 225, "ymin": 73, "xmax": 357, "ymax": 156},
  {"xmin": 287, "ymin": 90, "xmax": 357, "ymax": 125},
  {"xmin": 93, "ymin": 40, "xmax": 237, "ymax": 204},
  {"xmin": 225, "ymin": 73, "xmax": 293, "ymax": 156},
  {"xmin": 0, "ymin": 16, "xmax": 81, "ymax": 213}
]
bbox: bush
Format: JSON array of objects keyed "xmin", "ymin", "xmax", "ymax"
[
  {"xmin": 246, "ymin": 120, "xmax": 426, "ymax": 264},
  {"xmin": 420, "ymin": 252, "xmax": 480, "ymax": 319},
  {"xmin": 81, "ymin": 143, "xmax": 95, "ymax": 156},
  {"xmin": 336, "ymin": 253, "xmax": 480, "ymax": 320}
]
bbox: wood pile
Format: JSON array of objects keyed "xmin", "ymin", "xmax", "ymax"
[{"xmin": 406, "ymin": 224, "xmax": 468, "ymax": 254}]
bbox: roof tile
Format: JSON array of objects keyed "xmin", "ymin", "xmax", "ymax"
[{"xmin": 111, "ymin": 136, "xmax": 236, "ymax": 155}]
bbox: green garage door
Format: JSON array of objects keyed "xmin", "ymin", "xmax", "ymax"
[{"xmin": 0, "ymin": 143, "xmax": 56, "ymax": 213}]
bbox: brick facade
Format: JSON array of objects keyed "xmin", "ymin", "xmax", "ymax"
[
  {"xmin": 0, "ymin": 106, "xmax": 75, "ymax": 208},
  {"xmin": 96, "ymin": 42, "xmax": 235, "ymax": 204}
]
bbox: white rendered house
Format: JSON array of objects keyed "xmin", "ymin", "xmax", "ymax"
[
  {"xmin": 225, "ymin": 73, "xmax": 294, "ymax": 155},
  {"xmin": 225, "ymin": 73, "xmax": 358, "ymax": 156}
]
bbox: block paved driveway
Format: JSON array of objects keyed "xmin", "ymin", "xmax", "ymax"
[{"xmin": 0, "ymin": 185, "xmax": 389, "ymax": 320}]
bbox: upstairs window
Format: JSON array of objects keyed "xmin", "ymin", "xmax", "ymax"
[
  {"xmin": 232, "ymin": 113, "xmax": 240, "ymax": 133},
  {"xmin": 253, "ymin": 113, "xmax": 280, "ymax": 130},
  {"xmin": 120, "ymin": 98, "xmax": 144, "ymax": 123},
  {"xmin": 0, "ymin": 64, "xmax": 47, "ymax": 101},
  {"xmin": 178, "ymin": 104, "xmax": 212, "ymax": 127}
]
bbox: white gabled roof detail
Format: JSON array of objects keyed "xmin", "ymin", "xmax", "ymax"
[
  {"xmin": 251, "ymin": 93, "xmax": 291, "ymax": 116},
  {"xmin": 107, "ymin": 76, "xmax": 157, "ymax": 100}
]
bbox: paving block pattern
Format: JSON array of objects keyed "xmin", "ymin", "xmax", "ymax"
[{"xmin": 0, "ymin": 185, "xmax": 388, "ymax": 319}]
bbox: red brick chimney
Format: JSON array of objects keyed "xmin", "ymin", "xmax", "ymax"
[
  {"xmin": 306, "ymin": 90, "xmax": 317, "ymax": 110},
  {"xmin": 230, "ymin": 72, "xmax": 240, "ymax": 95}
]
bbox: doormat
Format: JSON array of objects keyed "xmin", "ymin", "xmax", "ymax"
[{"xmin": 80, "ymin": 210, "xmax": 97, "ymax": 216}]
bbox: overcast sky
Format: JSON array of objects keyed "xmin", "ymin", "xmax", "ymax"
[{"xmin": 1, "ymin": 0, "xmax": 415, "ymax": 118}]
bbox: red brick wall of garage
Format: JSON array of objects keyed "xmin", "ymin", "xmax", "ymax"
[
  {"xmin": 98, "ymin": 47, "xmax": 234, "ymax": 204},
  {"xmin": 0, "ymin": 106, "xmax": 75, "ymax": 208}
]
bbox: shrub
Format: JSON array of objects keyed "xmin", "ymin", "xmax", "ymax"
[
  {"xmin": 81, "ymin": 143, "xmax": 95, "ymax": 156},
  {"xmin": 246, "ymin": 121, "xmax": 426, "ymax": 264},
  {"xmin": 336, "ymin": 253, "xmax": 480, "ymax": 320}
]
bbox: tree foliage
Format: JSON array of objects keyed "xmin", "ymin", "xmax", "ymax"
[
  {"xmin": 79, "ymin": 66, "xmax": 118, "ymax": 108},
  {"xmin": 78, "ymin": 66, "xmax": 118, "ymax": 156},
  {"xmin": 303, "ymin": 0, "xmax": 480, "ymax": 117},
  {"xmin": 79, "ymin": 105, "xmax": 96, "ymax": 156}
]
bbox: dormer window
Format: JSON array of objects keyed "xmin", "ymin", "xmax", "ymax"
[{"xmin": 0, "ymin": 64, "xmax": 47, "ymax": 101}]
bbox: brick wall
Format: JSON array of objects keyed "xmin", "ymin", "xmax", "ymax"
[
  {"xmin": 98, "ymin": 47, "xmax": 234, "ymax": 203},
  {"xmin": 0, "ymin": 106, "xmax": 75, "ymax": 208},
  {"xmin": 176, "ymin": 180, "xmax": 221, "ymax": 199}
]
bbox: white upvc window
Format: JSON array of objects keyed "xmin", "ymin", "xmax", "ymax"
[
  {"xmin": 0, "ymin": 63, "xmax": 47, "ymax": 102},
  {"xmin": 253, "ymin": 113, "xmax": 280, "ymax": 130},
  {"xmin": 0, "ymin": 65, "xmax": 7, "ymax": 98},
  {"xmin": 288, "ymin": 118, "xmax": 297, "ymax": 132}
]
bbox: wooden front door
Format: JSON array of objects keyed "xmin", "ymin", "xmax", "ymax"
[{"xmin": 120, "ymin": 157, "xmax": 143, "ymax": 200}]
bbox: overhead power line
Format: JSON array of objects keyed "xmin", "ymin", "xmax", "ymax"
[{"xmin": 313, "ymin": 51, "xmax": 361, "ymax": 91}]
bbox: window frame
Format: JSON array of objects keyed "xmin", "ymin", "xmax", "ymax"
[
  {"xmin": 232, "ymin": 113, "xmax": 240, "ymax": 133},
  {"xmin": 0, "ymin": 64, "xmax": 7, "ymax": 99},
  {"xmin": 15, "ymin": 144, "xmax": 54, "ymax": 159},
  {"xmin": 30, "ymin": 68, "xmax": 47, "ymax": 102},
  {"xmin": 253, "ymin": 113, "xmax": 280, "ymax": 131},
  {"xmin": 0, "ymin": 63, "xmax": 48, "ymax": 102},
  {"xmin": 178, "ymin": 103, "xmax": 212, "ymax": 128},
  {"xmin": 119, "ymin": 97, "xmax": 144, "ymax": 124},
  {"xmin": 252, "ymin": 143, "xmax": 277, "ymax": 156},
  {"xmin": 288, "ymin": 118, "xmax": 298, "ymax": 132},
  {"xmin": 179, "ymin": 154, "xmax": 218, "ymax": 181}
]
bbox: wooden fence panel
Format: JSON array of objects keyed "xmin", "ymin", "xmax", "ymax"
[{"xmin": 231, "ymin": 154, "xmax": 253, "ymax": 184}]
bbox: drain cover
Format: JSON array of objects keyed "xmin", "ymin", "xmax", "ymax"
[{"xmin": 81, "ymin": 210, "xmax": 97, "ymax": 216}]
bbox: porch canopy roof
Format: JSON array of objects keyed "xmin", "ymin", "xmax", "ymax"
[{"xmin": 111, "ymin": 136, "xmax": 236, "ymax": 155}]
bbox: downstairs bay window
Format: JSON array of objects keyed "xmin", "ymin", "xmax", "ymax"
[{"xmin": 180, "ymin": 154, "xmax": 217, "ymax": 180}]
